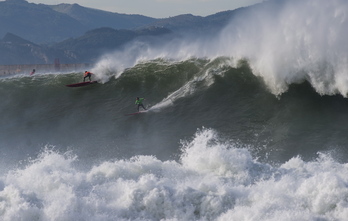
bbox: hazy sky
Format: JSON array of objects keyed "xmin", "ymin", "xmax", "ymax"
[{"xmin": 23, "ymin": 0, "xmax": 263, "ymax": 18}]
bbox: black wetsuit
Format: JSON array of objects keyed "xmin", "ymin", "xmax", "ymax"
[{"xmin": 84, "ymin": 72, "xmax": 92, "ymax": 82}]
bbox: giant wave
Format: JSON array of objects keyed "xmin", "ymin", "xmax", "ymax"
[{"xmin": 2, "ymin": 0, "xmax": 348, "ymax": 220}]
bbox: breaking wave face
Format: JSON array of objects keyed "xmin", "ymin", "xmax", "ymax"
[
  {"xmin": 2, "ymin": 128, "xmax": 348, "ymax": 221},
  {"xmin": 220, "ymin": 0, "xmax": 348, "ymax": 96},
  {"xmin": 93, "ymin": 0, "xmax": 348, "ymax": 96},
  {"xmin": 3, "ymin": 0, "xmax": 348, "ymax": 220}
]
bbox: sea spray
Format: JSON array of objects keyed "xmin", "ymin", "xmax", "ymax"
[
  {"xmin": 213, "ymin": 0, "xmax": 348, "ymax": 96},
  {"xmin": 1, "ymin": 129, "xmax": 348, "ymax": 220},
  {"xmin": 92, "ymin": 0, "xmax": 348, "ymax": 97}
]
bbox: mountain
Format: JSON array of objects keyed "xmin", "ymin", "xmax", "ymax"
[
  {"xmin": 0, "ymin": 0, "xmax": 251, "ymax": 44},
  {"xmin": 134, "ymin": 6, "xmax": 252, "ymax": 37},
  {"xmin": 0, "ymin": 0, "xmax": 157, "ymax": 43},
  {"xmin": 0, "ymin": 33, "xmax": 79, "ymax": 64},
  {"xmin": 0, "ymin": 26, "xmax": 173, "ymax": 64},
  {"xmin": 49, "ymin": 3, "xmax": 156, "ymax": 30},
  {"xmin": 53, "ymin": 26, "xmax": 172, "ymax": 63},
  {"xmin": 0, "ymin": 0, "xmax": 265, "ymax": 65},
  {"xmin": 0, "ymin": 0, "xmax": 86, "ymax": 43}
]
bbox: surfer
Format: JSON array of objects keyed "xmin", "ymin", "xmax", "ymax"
[
  {"xmin": 135, "ymin": 97, "xmax": 147, "ymax": 112},
  {"xmin": 30, "ymin": 69, "xmax": 35, "ymax": 75},
  {"xmin": 83, "ymin": 71, "xmax": 92, "ymax": 82}
]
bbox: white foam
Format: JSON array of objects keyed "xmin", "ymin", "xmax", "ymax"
[
  {"xmin": 218, "ymin": 0, "xmax": 348, "ymax": 96},
  {"xmin": 92, "ymin": 0, "xmax": 348, "ymax": 97},
  {"xmin": 1, "ymin": 129, "xmax": 348, "ymax": 220},
  {"xmin": 150, "ymin": 58, "xmax": 232, "ymax": 111}
]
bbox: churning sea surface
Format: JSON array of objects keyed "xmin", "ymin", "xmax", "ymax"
[{"xmin": 2, "ymin": 0, "xmax": 348, "ymax": 220}]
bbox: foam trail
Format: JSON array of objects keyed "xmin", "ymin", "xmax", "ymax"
[
  {"xmin": 150, "ymin": 72, "xmax": 203, "ymax": 110},
  {"xmin": 150, "ymin": 58, "xmax": 233, "ymax": 110}
]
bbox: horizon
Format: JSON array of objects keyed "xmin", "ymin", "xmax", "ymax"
[{"xmin": 16, "ymin": 0, "xmax": 265, "ymax": 18}]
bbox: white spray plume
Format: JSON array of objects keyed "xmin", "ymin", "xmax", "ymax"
[
  {"xmin": 220, "ymin": 0, "xmax": 348, "ymax": 95},
  {"xmin": 93, "ymin": 0, "xmax": 348, "ymax": 96}
]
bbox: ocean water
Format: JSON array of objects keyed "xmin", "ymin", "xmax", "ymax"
[{"xmin": 2, "ymin": 0, "xmax": 348, "ymax": 220}]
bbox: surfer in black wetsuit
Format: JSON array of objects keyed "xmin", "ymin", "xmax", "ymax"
[
  {"xmin": 30, "ymin": 69, "xmax": 35, "ymax": 75},
  {"xmin": 83, "ymin": 71, "xmax": 92, "ymax": 82},
  {"xmin": 135, "ymin": 97, "xmax": 147, "ymax": 112}
]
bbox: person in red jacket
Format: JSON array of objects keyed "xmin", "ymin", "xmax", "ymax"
[{"xmin": 83, "ymin": 71, "xmax": 92, "ymax": 82}]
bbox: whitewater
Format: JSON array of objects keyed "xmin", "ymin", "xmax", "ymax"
[{"xmin": 2, "ymin": 0, "xmax": 348, "ymax": 220}]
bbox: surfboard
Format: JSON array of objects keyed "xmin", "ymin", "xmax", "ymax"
[
  {"xmin": 66, "ymin": 81, "xmax": 98, "ymax": 87},
  {"xmin": 125, "ymin": 110, "xmax": 147, "ymax": 116}
]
